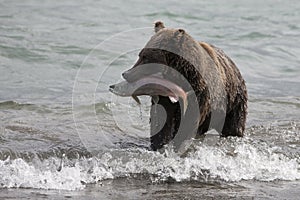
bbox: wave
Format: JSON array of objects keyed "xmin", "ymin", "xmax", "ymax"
[
  {"xmin": 0, "ymin": 101, "xmax": 33, "ymax": 109},
  {"xmin": 0, "ymin": 100, "xmax": 52, "ymax": 113},
  {"xmin": 0, "ymin": 134, "xmax": 299, "ymax": 191}
]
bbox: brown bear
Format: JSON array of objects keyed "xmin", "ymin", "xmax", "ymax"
[{"xmin": 110, "ymin": 21, "xmax": 247, "ymax": 151}]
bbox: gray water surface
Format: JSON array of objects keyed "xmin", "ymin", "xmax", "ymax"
[{"xmin": 0, "ymin": 0, "xmax": 300, "ymax": 199}]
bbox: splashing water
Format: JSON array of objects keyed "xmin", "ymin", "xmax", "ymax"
[{"xmin": 0, "ymin": 134, "xmax": 299, "ymax": 191}]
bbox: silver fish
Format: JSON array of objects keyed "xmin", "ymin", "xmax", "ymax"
[{"xmin": 109, "ymin": 76, "xmax": 189, "ymax": 115}]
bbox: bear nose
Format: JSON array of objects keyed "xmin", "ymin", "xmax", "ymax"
[{"xmin": 109, "ymin": 84, "xmax": 115, "ymax": 89}]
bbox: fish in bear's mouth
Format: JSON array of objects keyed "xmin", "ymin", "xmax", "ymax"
[
  {"xmin": 109, "ymin": 71, "xmax": 194, "ymax": 151},
  {"xmin": 109, "ymin": 75, "xmax": 188, "ymax": 115}
]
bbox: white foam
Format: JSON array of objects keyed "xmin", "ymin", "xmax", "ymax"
[
  {"xmin": 0, "ymin": 137, "xmax": 299, "ymax": 190},
  {"xmin": 0, "ymin": 157, "xmax": 113, "ymax": 190},
  {"xmin": 189, "ymin": 143, "xmax": 300, "ymax": 182},
  {"xmin": 96, "ymin": 140, "xmax": 300, "ymax": 183}
]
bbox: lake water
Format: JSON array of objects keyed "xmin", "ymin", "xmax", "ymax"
[{"xmin": 0, "ymin": 0, "xmax": 299, "ymax": 199}]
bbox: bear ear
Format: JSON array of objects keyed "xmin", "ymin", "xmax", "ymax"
[
  {"xmin": 154, "ymin": 21, "xmax": 165, "ymax": 33},
  {"xmin": 177, "ymin": 29, "xmax": 185, "ymax": 34},
  {"xmin": 174, "ymin": 28, "xmax": 186, "ymax": 38}
]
